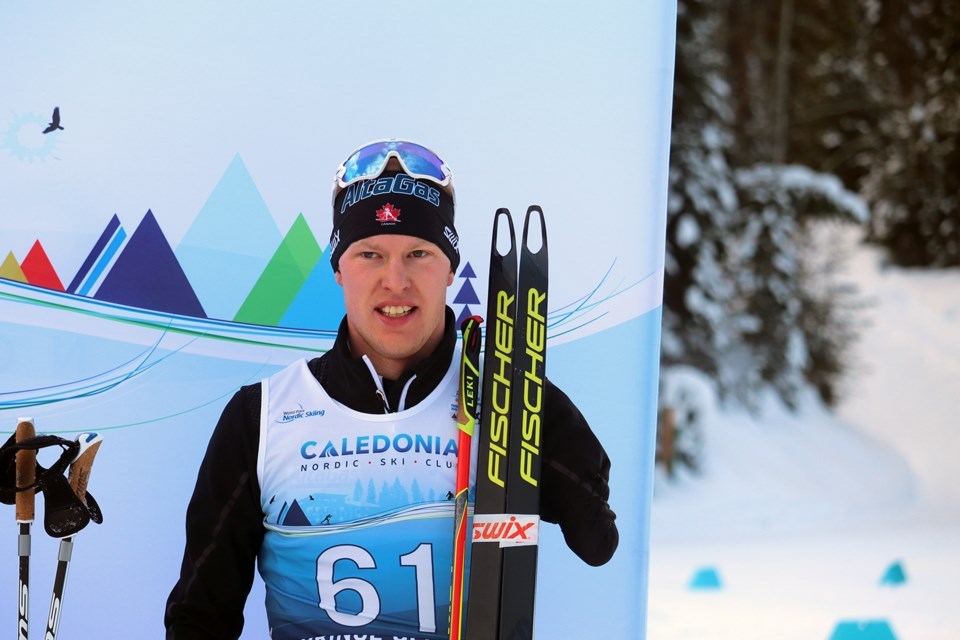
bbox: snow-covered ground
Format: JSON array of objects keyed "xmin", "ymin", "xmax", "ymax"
[{"xmin": 647, "ymin": 229, "xmax": 960, "ymax": 639}]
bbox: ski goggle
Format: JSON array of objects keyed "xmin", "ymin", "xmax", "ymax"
[{"xmin": 333, "ymin": 139, "xmax": 454, "ymax": 202}]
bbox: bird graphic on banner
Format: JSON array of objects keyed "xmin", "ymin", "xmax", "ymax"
[{"xmin": 42, "ymin": 107, "xmax": 63, "ymax": 134}]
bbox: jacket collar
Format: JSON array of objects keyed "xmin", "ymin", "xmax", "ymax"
[{"xmin": 322, "ymin": 307, "xmax": 457, "ymax": 413}]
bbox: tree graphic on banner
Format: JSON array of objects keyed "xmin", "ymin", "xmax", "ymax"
[{"xmin": 453, "ymin": 262, "xmax": 481, "ymax": 326}]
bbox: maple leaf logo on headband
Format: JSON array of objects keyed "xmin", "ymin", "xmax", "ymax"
[{"xmin": 375, "ymin": 203, "xmax": 401, "ymax": 223}]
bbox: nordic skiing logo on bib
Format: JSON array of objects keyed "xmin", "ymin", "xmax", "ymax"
[{"xmin": 275, "ymin": 404, "xmax": 326, "ymax": 424}]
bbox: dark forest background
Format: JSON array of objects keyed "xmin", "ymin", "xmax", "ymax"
[{"xmin": 659, "ymin": 0, "xmax": 957, "ymax": 471}]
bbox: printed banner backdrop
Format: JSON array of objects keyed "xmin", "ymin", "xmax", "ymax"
[{"xmin": 0, "ymin": 3, "xmax": 675, "ymax": 638}]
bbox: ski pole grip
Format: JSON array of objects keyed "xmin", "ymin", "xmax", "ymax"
[
  {"xmin": 68, "ymin": 433, "xmax": 103, "ymax": 503},
  {"xmin": 457, "ymin": 315, "xmax": 483, "ymax": 432},
  {"xmin": 15, "ymin": 418, "xmax": 37, "ymax": 522}
]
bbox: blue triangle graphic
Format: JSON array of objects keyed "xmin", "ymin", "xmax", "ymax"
[
  {"xmin": 95, "ymin": 210, "xmax": 206, "ymax": 317},
  {"xmin": 282, "ymin": 499, "xmax": 311, "ymax": 526},
  {"xmin": 280, "ymin": 247, "xmax": 345, "ymax": 331},
  {"xmin": 68, "ymin": 213, "xmax": 122, "ymax": 294},
  {"xmin": 457, "ymin": 305, "xmax": 474, "ymax": 327},
  {"xmin": 453, "ymin": 278, "xmax": 481, "ymax": 305},
  {"xmin": 176, "ymin": 153, "xmax": 282, "ymax": 320},
  {"xmin": 459, "ymin": 262, "xmax": 477, "ymax": 279}
]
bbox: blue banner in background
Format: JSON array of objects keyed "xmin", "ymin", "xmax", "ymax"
[{"xmin": 0, "ymin": 2, "xmax": 676, "ymax": 637}]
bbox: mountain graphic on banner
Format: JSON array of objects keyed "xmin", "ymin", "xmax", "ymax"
[
  {"xmin": 280, "ymin": 250, "xmax": 345, "ymax": 331},
  {"xmin": 21, "ymin": 240, "xmax": 65, "ymax": 291},
  {"xmin": 176, "ymin": 153, "xmax": 282, "ymax": 321},
  {"xmin": 0, "ymin": 252, "xmax": 27, "ymax": 282},
  {"xmin": 95, "ymin": 210, "xmax": 206, "ymax": 317},
  {"xmin": 67, "ymin": 213, "xmax": 127, "ymax": 296},
  {"xmin": 0, "ymin": 153, "xmax": 349, "ymax": 331},
  {"xmin": 453, "ymin": 262, "xmax": 481, "ymax": 326},
  {"xmin": 234, "ymin": 213, "xmax": 322, "ymax": 326}
]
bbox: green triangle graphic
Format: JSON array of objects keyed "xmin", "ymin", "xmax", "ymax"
[
  {"xmin": 0, "ymin": 251, "xmax": 28, "ymax": 283},
  {"xmin": 233, "ymin": 213, "xmax": 322, "ymax": 326}
]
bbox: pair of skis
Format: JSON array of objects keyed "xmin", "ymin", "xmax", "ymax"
[
  {"xmin": 451, "ymin": 206, "xmax": 548, "ymax": 640},
  {"xmin": 12, "ymin": 419, "xmax": 103, "ymax": 640}
]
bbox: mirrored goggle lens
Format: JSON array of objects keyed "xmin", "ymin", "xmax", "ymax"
[{"xmin": 338, "ymin": 140, "xmax": 449, "ymax": 186}]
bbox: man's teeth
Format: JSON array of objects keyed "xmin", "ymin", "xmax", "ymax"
[{"xmin": 380, "ymin": 305, "xmax": 412, "ymax": 318}]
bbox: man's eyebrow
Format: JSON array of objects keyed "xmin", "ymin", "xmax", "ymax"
[{"xmin": 356, "ymin": 240, "xmax": 431, "ymax": 251}]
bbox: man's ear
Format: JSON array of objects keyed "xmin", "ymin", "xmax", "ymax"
[
  {"xmin": 447, "ymin": 270, "xmax": 455, "ymax": 286},
  {"xmin": 335, "ymin": 271, "xmax": 343, "ymax": 286}
]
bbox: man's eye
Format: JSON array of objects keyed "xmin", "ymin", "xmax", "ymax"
[
  {"xmin": 410, "ymin": 250, "xmax": 428, "ymax": 258},
  {"xmin": 360, "ymin": 251, "xmax": 378, "ymax": 259}
]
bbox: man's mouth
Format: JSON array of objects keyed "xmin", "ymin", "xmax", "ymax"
[{"xmin": 378, "ymin": 305, "xmax": 414, "ymax": 319}]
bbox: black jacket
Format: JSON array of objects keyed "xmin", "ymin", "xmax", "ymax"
[{"xmin": 165, "ymin": 308, "xmax": 617, "ymax": 639}]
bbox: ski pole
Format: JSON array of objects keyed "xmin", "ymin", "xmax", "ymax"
[
  {"xmin": 449, "ymin": 316, "xmax": 482, "ymax": 640},
  {"xmin": 15, "ymin": 418, "xmax": 36, "ymax": 640},
  {"xmin": 45, "ymin": 432, "xmax": 102, "ymax": 640}
]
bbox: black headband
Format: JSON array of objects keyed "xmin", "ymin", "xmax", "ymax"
[{"xmin": 330, "ymin": 171, "xmax": 460, "ymax": 272}]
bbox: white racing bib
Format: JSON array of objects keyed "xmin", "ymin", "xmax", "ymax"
[{"xmin": 257, "ymin": 354, "xmax": 468, "ymax": 640}]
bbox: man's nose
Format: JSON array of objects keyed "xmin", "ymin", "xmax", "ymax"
[{"xmin": 380, "ymin": 256, "xmax": 411, "ymax": 290}]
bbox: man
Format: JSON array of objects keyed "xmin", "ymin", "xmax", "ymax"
[{"xmin": 165, "ymin": 139, "xmax": 618, "ymax": 639}]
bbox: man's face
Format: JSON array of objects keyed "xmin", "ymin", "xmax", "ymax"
[{"xmin": 335, "ymin": 234, "xmax": 454, "ymax": 379}]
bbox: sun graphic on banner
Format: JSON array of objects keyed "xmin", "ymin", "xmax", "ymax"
[{"xmin": 2, "ymin": 112, "xmax": 63, "ymax": 162}]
